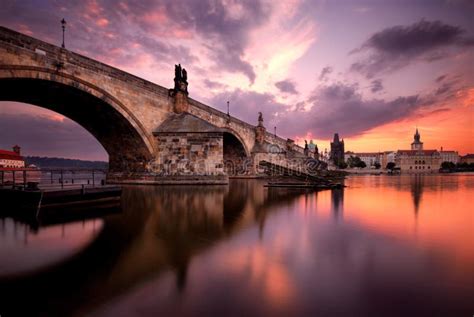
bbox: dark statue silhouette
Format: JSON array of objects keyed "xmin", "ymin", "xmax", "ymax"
[{"xmin": 174, "ymin": 64, "xmax": 187, "ymax": 83}]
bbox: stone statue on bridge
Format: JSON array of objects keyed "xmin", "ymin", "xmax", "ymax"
[
  {"xmin": 304, "ymin": 140, "xmax": 309, "ymax": 156},
  {"xmin": 258, "ymin": 112, "xmax": 263, "ymax": 126},
  {"xmin": 174, "ymin": 64, "xmax": 181, "ymax": 80},
  {"xmin": 173, "ymin": 63, "xmax": 188, "ymax": 94},
  {"xmin": 182, "ymin": 67, "xmax": 187, "ymax": 83},
  {"xmin": 174, "ymin": 64, "xmax": 187, "ymax": 82}
]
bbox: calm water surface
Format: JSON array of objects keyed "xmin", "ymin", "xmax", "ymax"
[{"xmin": 0, "ymin": 174, "xmax": 473, "ymax": 316}]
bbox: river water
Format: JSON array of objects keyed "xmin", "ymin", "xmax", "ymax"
[{"xmin": 0, "ymin": 174, "xmax": 473, "ymax": 316}]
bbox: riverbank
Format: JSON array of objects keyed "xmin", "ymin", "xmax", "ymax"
[{"xmin": 338, "ymin": 168, "xmax": 387, "ymax": 175}]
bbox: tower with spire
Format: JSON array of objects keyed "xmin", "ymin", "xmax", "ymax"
[
  {"xmin": 411, "ymin": 128, "xmax": 423, "ymax": 151},
  {"xmin": 396, "ymin": 127, "xmax": 441, "ymax": 173}
]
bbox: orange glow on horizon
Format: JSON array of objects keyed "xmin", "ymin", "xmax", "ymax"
[{"xmin": 294, "ymin": 90, "xmax": 473, "ymax": 155}]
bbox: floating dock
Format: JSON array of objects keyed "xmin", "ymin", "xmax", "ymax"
[{"xmin": 0, "ymin": 185, "xmax": 122, "ymax": 222}]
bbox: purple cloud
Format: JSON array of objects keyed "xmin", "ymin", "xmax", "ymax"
[
  {"xmin": 319, "ymin": 66, "xmax": 333, "ymax": 81},
  {"xmin": 207, "ymin": 89, "xmax": 286, "ymax": 126},
  {"xmin": 203, "ymin": 79, "xmax": 227, "ymax": 90},
  {"xmin": 370, "ymin": 79, "xmax": 384, "ymax": 93},
  {"xmin": 0, "ymin": 0, "xmax": 270, "ymax": 83},
  {"xmin": 158, "ymin": 0, "xmax": 270, "ymax": 83},
  {"xmin": 350, "ymin": 19, "xmax": 474, "ymax": 78},
  {"xmin": 209, "ymin": 82, "xmax": 435, "ymax": 141},
  {"xmin": 275, "ymin": 80, "xmax": 298, "ymax": 95},
  {"xmin": 435, "ymin": 74, "xmax": 447, "ymax": 83},
  {"xmin": 277, "ymin": 82, "xmax": 422, "ymax": 138}
]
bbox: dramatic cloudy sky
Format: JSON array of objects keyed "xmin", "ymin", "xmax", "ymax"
[{"xmin": 0, "ymin": 0, "xmax": 473, "ymax": 160}]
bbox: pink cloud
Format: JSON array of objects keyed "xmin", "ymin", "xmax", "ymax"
[
  {"xmin": 142, "ymin": 9, "xmax": 168, "ymax": 25},
  {"xmin": 17, "ymin": 24, "xmax": 33, "ymax": 36},
  {"xmin": 96, "ymin": 18, "xmax": 109, "ymax": 27},
  {"xmin": 86, "ymin": 0, "xmax": 102, "ymax": 15}
]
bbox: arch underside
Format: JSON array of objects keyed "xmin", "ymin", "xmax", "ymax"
[
  {"xmin": 0, "ymin": 78, "xmax": 153, "ymax": 172},
  {"xmin": 223, "ymin": 132, "xmax": 250, "ymax": 176}
]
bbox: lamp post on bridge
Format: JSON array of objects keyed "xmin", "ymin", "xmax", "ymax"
[{"xmin": 61, "ymin": 18, "xmax": 67, "ymax": 49}]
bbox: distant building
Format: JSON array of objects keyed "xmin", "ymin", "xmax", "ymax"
[
  {"xmin": 439, "ymin": 148, "xmax": 459, "ymax": 164},
  {"xmin": 330, "ymin": 133, "xmax": 345, "ymax": 164},
  {"xmin": 460, "ymin": 154, "xmax": 474, "ymax": 164},
  {"xmin": 344, "ymin": 151, "xmax": 354, "ymax": 162},
  {"xmin": 381, "ymin": 151, "xmax": 396, "ymax": 168},
  {"xmin": 396, "ymin": 150, "xmax": 440, "ymax": 172},
  {"xmin": 306, "ymin": 140, "xmax": 320, "ymax": 159},
  {"xmin": 358, "ymin": 153, "xmax": 381, "ymax": 167},
  {"xmin": 0, "ymin": 145, "xmax": 25, "ymax": 169},
  {"xmin": 396, "ymin": 129, "xmax": 440, "ymax": 173},
  {"xmin": 344, "ymin": 151, "xmax": 381, "ymax": 167}
]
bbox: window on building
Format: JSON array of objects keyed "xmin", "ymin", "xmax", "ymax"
[
  {"xmin": 422, "ymin": 160, "xmax": 425, "ymax": 164},
  {"xmin": 428, "ymin": 166, "xmax": 430, "ymax": 169},
  {"xmin": 410, "ymin": 166, "xmax": 412, "ymax": 169},
  {"xmin": 415, "ymin": 160, "xmax": 418, "ymax": 164}
]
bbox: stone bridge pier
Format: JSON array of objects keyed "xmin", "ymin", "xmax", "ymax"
[{"xmin": 0, "ymin": 26, "xmax": 322, "ymax": 185}]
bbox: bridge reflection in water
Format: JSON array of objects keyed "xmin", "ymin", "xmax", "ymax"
[
  {"xmin": 0, "ymin": 179, "xmax": 306, "ymax": 316},
  {"xmin": 0, "ymin": 176, "xmax": 473, "ymax": 317}
]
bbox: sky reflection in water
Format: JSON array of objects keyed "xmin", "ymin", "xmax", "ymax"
[{"xmin": 0, "ymin": 175, "xmax": 473, "ymax": 316}]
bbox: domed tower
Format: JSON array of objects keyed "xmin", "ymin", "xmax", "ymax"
[{"xmin": 411, "ymin": 128, "xmax": 423, "ymax": 151}]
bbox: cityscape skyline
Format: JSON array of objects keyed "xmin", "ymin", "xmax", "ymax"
[
  {"xmin": 0, "ymin": 0, "xmax": 473, "ymax": 160},
  {"xmin": 0, "ymin": 101, "xmax": 471, "ymax": 161}
]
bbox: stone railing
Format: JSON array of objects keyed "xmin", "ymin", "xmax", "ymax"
[{"xmin": 0, "ymin": 26, "xmax": 169, "ymax": 97}]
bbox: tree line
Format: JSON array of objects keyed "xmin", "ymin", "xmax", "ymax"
[{"xmin": 25, "ymin": 156, "xmax": 108, "ymax": 169}]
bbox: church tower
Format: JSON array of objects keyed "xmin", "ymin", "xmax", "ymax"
[{"xmin": 411, "ymin": 128, "xmax": 423, "ymax": 151}]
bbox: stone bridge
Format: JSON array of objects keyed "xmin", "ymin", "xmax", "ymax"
[{"xmin": 0, "ymin": 26, "xmax": 318, "ymax": 184}]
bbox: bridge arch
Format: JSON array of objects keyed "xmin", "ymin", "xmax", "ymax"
[
  {"xmin": 222, "ymin": 128, "xmax": 251, "ymax": 176},
  {"xmin": 0, "ymin": 67, "xmax": 155, "ymax": 172}
]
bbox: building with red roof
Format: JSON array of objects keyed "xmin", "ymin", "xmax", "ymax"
[
  {"xmin": 0, "ymin": 145, "xmax": 25, "ymax": 169},
  {"xmin": 396, "ymin": 130, "xmax": 440, "ymax": 173}
]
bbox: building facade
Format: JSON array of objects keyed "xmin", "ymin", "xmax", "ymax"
[
  {"xmin": 153, "ymin": 113, "xmax": 225, "ymax": 176},
  {"xmin": 460, "ymin": 154, "xmax": 474, "ymax": 164},
  {"xmin": 381, "ymin": 151, "xmax": 396, "ymax": 168},
  {"xmin": 439, "ymin": 149, "xmax": 459, "ymax": 164},
  {"xmin": 396, "ymin": 130, "xmax": 440, "ymax": 173},
  {"xmin": 344, "ymin": 151, "xmax": 381, "ymax": 167},
  {"xmin": 0, "ymin": 145, "xmax": 25, "ymax": 169}
]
